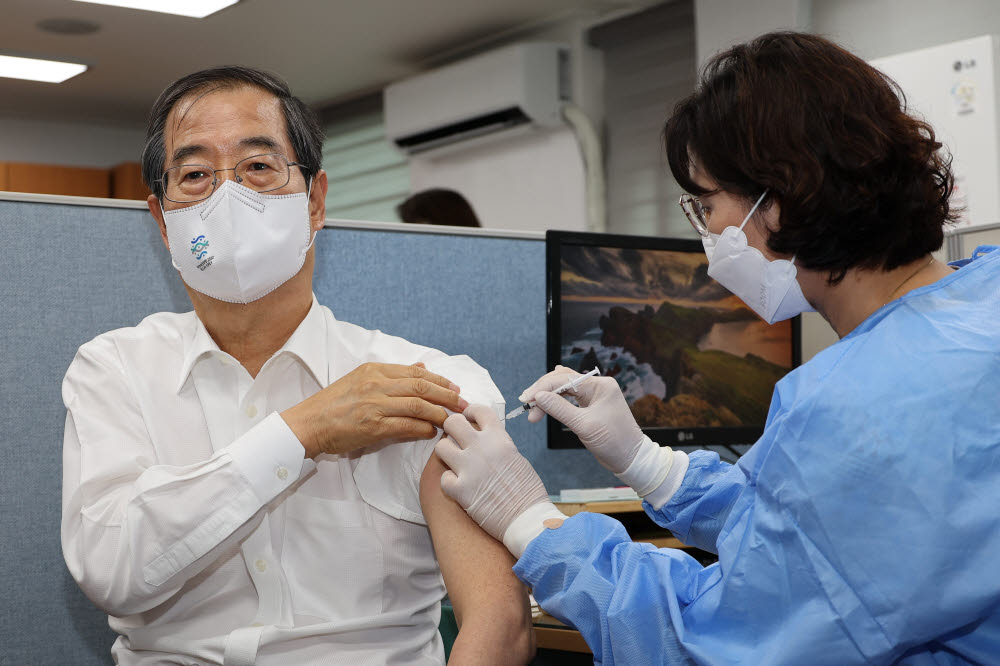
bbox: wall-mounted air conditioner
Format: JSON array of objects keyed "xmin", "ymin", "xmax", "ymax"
[{"xmin": 384, "ymin": 42, "xmax": 570, "ymax": 155}]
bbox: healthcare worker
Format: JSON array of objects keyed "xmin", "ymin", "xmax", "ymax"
[{"xmin": 435, "ymin": 32, "xmax": 1000, "ymax": 665}]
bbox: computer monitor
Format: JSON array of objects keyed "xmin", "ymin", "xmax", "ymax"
[{"xmin": 546, "ymin": 230, "xmax": 801, "ymax": 451}]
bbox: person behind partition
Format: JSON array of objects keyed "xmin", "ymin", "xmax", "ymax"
[
  {"xmin": 435, "ymin": 32, "xmax": 1000, "ymax": 665},
  {"xmin": 60, "ymin": 65, "xmax": 534, "ymax": 665},
  {"xmin": 398, "ymin": 188, "xmax": 482, "ymax": 227}
]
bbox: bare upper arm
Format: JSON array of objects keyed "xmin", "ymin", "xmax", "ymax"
[{"xmin": 419, "ymin": 451, "xmax": 531, "ymax": 627}]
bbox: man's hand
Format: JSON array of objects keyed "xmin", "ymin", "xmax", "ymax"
[
  {"xmin": 436, "ymin": 405, "xmax": 551, "ymax": 544},
  {"xmin": 282, "ymin": 362, "xmax": 468, "ymax": 458}
]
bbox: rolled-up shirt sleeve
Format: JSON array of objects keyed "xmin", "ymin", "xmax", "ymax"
[{"xmin": 61, "ymin": 341, "xmax": 306, "ymax": 617}]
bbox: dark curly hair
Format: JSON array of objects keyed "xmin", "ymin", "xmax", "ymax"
[{"xmin": 664, "ymin": 32, "xmax": 957, "ymax": 283}]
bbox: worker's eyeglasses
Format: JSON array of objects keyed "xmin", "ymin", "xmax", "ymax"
[
  {"xmin": 161, "ymin": 153, "xmax": 310, "ymax": 203},
  {"xmin": 678, "ymin": 193, "xmax": 713, "ymax": 238}
]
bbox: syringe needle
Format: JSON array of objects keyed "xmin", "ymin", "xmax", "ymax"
[{"xmin": 505, "ymin": 368, "xmax": 600, "ymax": 420}]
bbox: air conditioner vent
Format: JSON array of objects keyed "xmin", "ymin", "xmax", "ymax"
[
  {"xmin": 392, "ymin": 107, "xmax": 530, "ymax": 153},
  {"xmin": 385, "ymin": 42, "xmax": 567, "ymax": 155}
]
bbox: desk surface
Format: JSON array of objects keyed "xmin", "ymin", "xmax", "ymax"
[
  {"xmin": 532, "ymin": 608, "xmax": 591, "ymax": 654},
  {"xmin": 553, "ymin": 498, "xmax": 646, "ymax": 516}
]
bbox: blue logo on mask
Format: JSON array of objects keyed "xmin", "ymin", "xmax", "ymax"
[{"xmin": 190, "ymin": 235, "xmax": 209, "ymax": 260}]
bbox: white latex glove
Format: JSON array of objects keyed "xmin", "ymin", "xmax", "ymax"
[
  {"xmin": 437, "ymin": 404, "xmax": 566, "ymax": 557},
  {"xmin": 520, "ymin": 366, "xmax": 646, "ymax": 474},
  {"xmin": 521, "ymin": 367, "xmax": 688, "ymax": 506}
]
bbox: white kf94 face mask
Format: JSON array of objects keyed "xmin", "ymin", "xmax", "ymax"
[
  {"xmin": 163, "ymin": 179, "xmax": 315, "ymax": 304},
  {"xmin": 701, "ymin": 190, "xmax": 814, "ymax": 324}
]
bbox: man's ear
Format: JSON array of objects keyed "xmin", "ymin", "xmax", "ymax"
[
  {"xmin": 309, "ymin": 169, "xmax": 328, "ymax": 233},
  {"xmin": 147, "ymin": 194, "xmax": 169, "ymax": 249}
]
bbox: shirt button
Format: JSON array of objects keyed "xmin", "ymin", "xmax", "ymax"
[
  {"xmin": 276, "ymin": 466, "xmax": 289, "ymax": 480},
  {"xmin": 255, "ymin": 558, "xmax": 267, "ymax": 573},
  {"xmin": 246, "ymin": 404, "xmax": 258, "ymax": 418}
]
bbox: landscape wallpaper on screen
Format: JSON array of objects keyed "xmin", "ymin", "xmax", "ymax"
[{"xmin": 560, "ymin": 245, "xmax": 793, "ymax": 429}]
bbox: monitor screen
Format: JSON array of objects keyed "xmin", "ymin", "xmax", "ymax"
[{"xmin": 546, "ymin": 230, "xmax": 801, "ymax": 451}]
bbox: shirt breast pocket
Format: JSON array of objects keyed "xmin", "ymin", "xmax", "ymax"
[{"xmin": 281, "ymin": 492, "xmax": 386, "ymax": 621}]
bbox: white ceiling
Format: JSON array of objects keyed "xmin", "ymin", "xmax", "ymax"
[{"xmin": 0, "ymin": 0, "xmax": 657, "ymax": 128}]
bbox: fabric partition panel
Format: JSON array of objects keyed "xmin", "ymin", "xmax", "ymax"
[
  {"xmin": 313, "ymin": 227, "xmax": 618, "ymax": 489},
  {"xmin": 1, "ymin": 200, "xmax": 188, "ymax": 664},
  {"xmin": 0, "ymin": 198, "xmax": 617, "ymax": 664}
]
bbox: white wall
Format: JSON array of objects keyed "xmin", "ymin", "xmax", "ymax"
[
  {"xmin": 694, "ymin": 0, "xmax": 811, "ymax": 67},
  {"xmin": 0, "ymin": 116, "xmax": 144, "ymax": 168},
  {"xmin": 401, "ymin": 10, "xmax": 606, "ymax": 233},
  {"xmin": 695, "ymin": 0, "xmax": 1000, "ymax": 64},
  {"xmin": 811, "ymin": 0, "xmax": 1000, "ymax": 60},
  {"xmin": 409, "ymin": 127, "xmax": 588, "ymax": 232}
]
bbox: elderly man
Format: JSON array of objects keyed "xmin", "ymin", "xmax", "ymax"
[{"xmin": 61, "ymin": 66, "xmax": 533, "ymax": 665}]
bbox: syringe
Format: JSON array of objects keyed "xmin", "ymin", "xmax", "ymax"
[{"xmin": 505, "ymin": 368, "xmax": 600, "ymax": 420}]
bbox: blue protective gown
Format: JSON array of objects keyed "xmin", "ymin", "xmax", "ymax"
[{"xmin": 515, "ymin": 247, "xmax": 1000, "ymax": 665}]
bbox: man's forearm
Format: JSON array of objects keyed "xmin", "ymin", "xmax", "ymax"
[
  {"xmin": 447, "ymin": 613, "xmax": 535, "ymax": 666},
  {"xmin": 63, "ymin": 413, "xmax": 306, "ymax": 615}
]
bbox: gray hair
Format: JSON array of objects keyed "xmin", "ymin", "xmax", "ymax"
[{"xmin": 141, "ymin": 65, "xmax": 324, "ymax": 199}]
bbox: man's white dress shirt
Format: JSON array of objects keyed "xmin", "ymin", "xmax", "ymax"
[{"xmin": 61, "ymin": 297, "xmax": 504, "ymax": 665}]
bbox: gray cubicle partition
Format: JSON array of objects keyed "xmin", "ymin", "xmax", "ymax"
[{"xmin": 0, "ymin": 194, "xmax": 616, "ymax": 664}]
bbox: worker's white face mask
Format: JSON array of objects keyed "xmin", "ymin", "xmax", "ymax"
[
  {"xmin": 162, "ymin": 179, "xmax": 315, "ymax": 304},
  {"xmin": 702, "ymin": 190, "xmax": 814, "ymax": 324}
]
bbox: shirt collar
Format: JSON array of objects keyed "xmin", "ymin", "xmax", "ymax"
[
  {"xmin": 278, "ymin": 294, "xmax": 329, "ymax": 388},
  {"xmin": 176, "ymin": 315, "xmax": 220, "ymax": 393},
  {"xmin": 175, "ymin": 294, "xmax": 329, "ymax": 393}
]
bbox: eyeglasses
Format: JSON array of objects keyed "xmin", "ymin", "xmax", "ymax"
[
  {"xmin": 678, "ymin": 193, "xmax": 713, "ymax": 238},
  {"xmin": 161, "ymin": 153, "xmax": 310, "ymax": 203}
]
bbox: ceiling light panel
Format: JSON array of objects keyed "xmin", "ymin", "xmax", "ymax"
[
  {"xmin": 0, "ymin": 55, "xmax": 87, "ymax": 83},
  {"xmin": 72, "ymin": 0, "xmax": 238, "ymax": 19}
]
